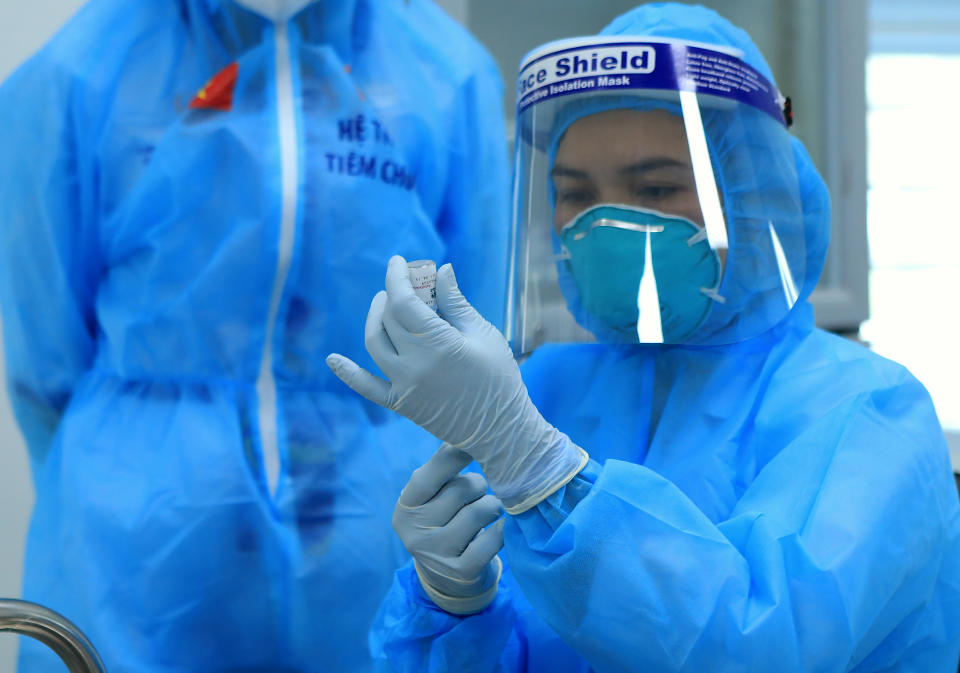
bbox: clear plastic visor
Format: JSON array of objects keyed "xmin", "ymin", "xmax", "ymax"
[{"xmin": 506, "ymin": 39, "xmax": 805, "ymax": 353}]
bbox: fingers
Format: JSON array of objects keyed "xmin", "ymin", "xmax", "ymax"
[
  {"xmin": 364, "ymin": 291, "xmax": 397, "ymax": 367},
  {"xmin": 425, "ymin": 472, "xmax": 488, "ymax": 523},
  {"xmin": 459, "ymin": 518, "xmax": 505, "ymax": 573},
  {"xmin": 384, "ymin": 255, "xmax": 443, "ymax": 334},
  {"xmin": 399, "ymin": 444, "xmax": 474, "ymax": 507},
  {"xmin": 443, "ymin": 494, "xmax": 503, "ymax": 553},
  {"xmin": 384, "ymin": 255, "xmax": 416, "ymax": 299},
  {"xmin": 325, "ymin": 354, "xmax": 392, "ymax": 407},
  {"xmin": 380, "ymin": 297, "xmax": 419, "ymax": 353},
  {"xmin": 435, "ymin": 263, "xmax": 485, "ymax": 334}
]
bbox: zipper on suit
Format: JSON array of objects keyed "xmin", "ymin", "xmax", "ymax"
[{"xmin": 257, "ymin": 19, "xmax": 298, "ymax": 499}]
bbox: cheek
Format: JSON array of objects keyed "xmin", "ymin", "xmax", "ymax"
[
  {"xmin": 717, "ymin": 247, "xmax": 728, "ymax": 268},
  {"xmin": 671, "ymin": 194, "xmax": 706, "ymax": 227},
  {"xmin": 553, "ymin": 204, "xmax": 577, "ymax": 232}
]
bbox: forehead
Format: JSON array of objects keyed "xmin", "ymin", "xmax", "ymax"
[{"xmin": 554, "ymin": 108, "xmax": 690, "ymax": 166}]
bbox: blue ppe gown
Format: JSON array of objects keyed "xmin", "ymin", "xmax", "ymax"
[
  {"xmin": 370, "ymin": 4, "xmax": 960, "ymax": 672},
  {"xmin": 0, "ymin": 1, "xmax": 508, "ymax": 671}
]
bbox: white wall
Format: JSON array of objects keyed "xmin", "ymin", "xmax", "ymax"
[
  {"xmin": 0, "ymin": 2, "xmax": 88, "ymax": 670},
  {"xmin": 0, "ymin": 339, "xmax": 34, "ymax": 673}
]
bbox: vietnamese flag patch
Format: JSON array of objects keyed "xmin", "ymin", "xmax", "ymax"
[{"xmin": 190, "ymin": 62, "xmax": 239, "ymax": 111}]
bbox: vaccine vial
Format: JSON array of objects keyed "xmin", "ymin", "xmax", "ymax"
[{"xmin": 407, "ymin": 259, "xmax": 438, "ymax": 311}]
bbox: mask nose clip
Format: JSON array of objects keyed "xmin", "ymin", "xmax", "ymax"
[{"xmin": 571, "ymin": 219, "xmax": 664, "ymax": 241}]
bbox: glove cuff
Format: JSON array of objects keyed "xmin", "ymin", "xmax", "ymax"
[
  {"xmin": 501, "ymin": 444, "xmax": 589, "ymax": 515},
  {"xmin": 414, "ymin": 555, "xmax": 503, "ymax": 615}
]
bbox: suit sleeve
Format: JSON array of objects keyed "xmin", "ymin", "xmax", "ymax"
[
  {"xmin": 506, "ymin": 381, "xmax": 960, "ymax": 672},
  {"xmin": 0, "ymin": 58, "xmax": 100, "ymax": 467}
]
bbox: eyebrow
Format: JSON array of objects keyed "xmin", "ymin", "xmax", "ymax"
[
  {"xmin": 551, "ymin": 157, "xmax": 691, "ymax": 179},
  {"xmin": 550, "ymin": 164, "xmax": 590, "ymax": 179},
  {"xmin": 619, "ymin": 158, "xmax": 690, "ymax": 175}
]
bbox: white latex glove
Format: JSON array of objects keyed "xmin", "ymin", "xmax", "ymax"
[
  {"xmin": 394, "ymin": 443, "xmax": 504, "ymax": 614},
  {"xmin": 326, "ymin": 255, "xmax": 588, "ymax": 513}
]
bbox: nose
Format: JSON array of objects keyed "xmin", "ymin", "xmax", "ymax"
[{"xmin": 0, "ymin": 599, "xmax": 107, "ymax": 673}]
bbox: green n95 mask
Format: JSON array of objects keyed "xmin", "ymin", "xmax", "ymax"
[{"xmin": 559, "ymin": 205, "xmax": 722, "ymax": 343}]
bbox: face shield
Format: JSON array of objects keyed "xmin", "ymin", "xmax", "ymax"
[{"xmin": 506, "ymin": 37, "xmax": 805, "ymax": 353}]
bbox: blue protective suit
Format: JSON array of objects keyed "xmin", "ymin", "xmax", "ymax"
[
  {"xmin": 0, "ymin": 1, "xmax": 507, "ymax": 671},
  {"xmin": 370, "ymin": 5, "xmax": 960, "ymax": 672}
]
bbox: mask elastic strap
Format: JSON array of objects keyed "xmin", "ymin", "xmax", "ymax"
[
  {"xmin": 686, "ymin": 227, "xmax": 708, "ymax": 246},
  {"xmin": 700, "ymin": 286, "xmax": 727, "ymax": 304}
]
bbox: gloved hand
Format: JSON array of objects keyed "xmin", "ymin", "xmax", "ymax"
[
  {"xmin": 393, "ymin": 443, "xmax": 504, "ymax": 614},
  {"xmin": 326, "ymin": 255, "xmax": 588, "ymax": 513}
]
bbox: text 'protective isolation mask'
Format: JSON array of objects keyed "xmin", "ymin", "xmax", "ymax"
[{"xmin": 506, "ymin": 35, "xmax": 805, "ymax": 353}]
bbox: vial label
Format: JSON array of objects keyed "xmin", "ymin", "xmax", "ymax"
[{"xmin": 408, "ymin": 260, "xmax": 438, "ymax": 311}]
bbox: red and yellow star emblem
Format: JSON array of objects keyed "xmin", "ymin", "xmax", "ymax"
[{"xmin": 189, "ymin": 62, "xmax": 239, "ymax": 111}]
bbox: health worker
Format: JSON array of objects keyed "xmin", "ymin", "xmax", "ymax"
[
  {"xmin": 326, "ymin": 4, "xmax": 960, "ymax": 671},
  {"xmin": 0, "ymin": 0, "xmax": 508, "ymax": 671}
]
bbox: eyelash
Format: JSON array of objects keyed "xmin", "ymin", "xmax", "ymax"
[
  {"xmin": 557, "ymin": 189, "xmax": 596, "ymax": 204},
  {"xmin": 634, "ymin": 185, "xmax": 681, "ymax": 200},
  {"xmin": 556, "ymin": 184, "xmax": 685, "ymax": 205}
]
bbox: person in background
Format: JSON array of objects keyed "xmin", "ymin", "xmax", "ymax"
[
  {"xmin": 0, "ymin": 0, "xmax": 508, "ymax": 670},
  {"xmin": 327, "ymin": 4, "xmax": 960, "ymax": 671}
]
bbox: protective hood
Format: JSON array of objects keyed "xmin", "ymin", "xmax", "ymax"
[
  {"xmin": 231, "ymin": 0, "xmax": 318, "ymax": 22},
  {"xmin": 601, "ymin": 3, "xmax": 831, "ymax": 304},
  {"xmin": 178, "ymin": 0, "xmax": 366, "ymax": 57}
]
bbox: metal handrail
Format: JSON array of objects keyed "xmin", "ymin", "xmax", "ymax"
[{"xmin": 0, "ymin": 599, "xmax": 106, "ymax": 673}]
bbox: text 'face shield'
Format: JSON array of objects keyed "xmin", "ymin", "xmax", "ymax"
[{"xmin": 507, "ymin": 37, "xmax": 805, "ymax": 353}]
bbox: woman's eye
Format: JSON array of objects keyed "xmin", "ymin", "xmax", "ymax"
[
  {"xmin": 558, "ymin": 190, "xmax": 595, "ymax": 205},
  {"xmin": 634, "ymin": 185, "xmax": 680, "ymax": 200}
]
